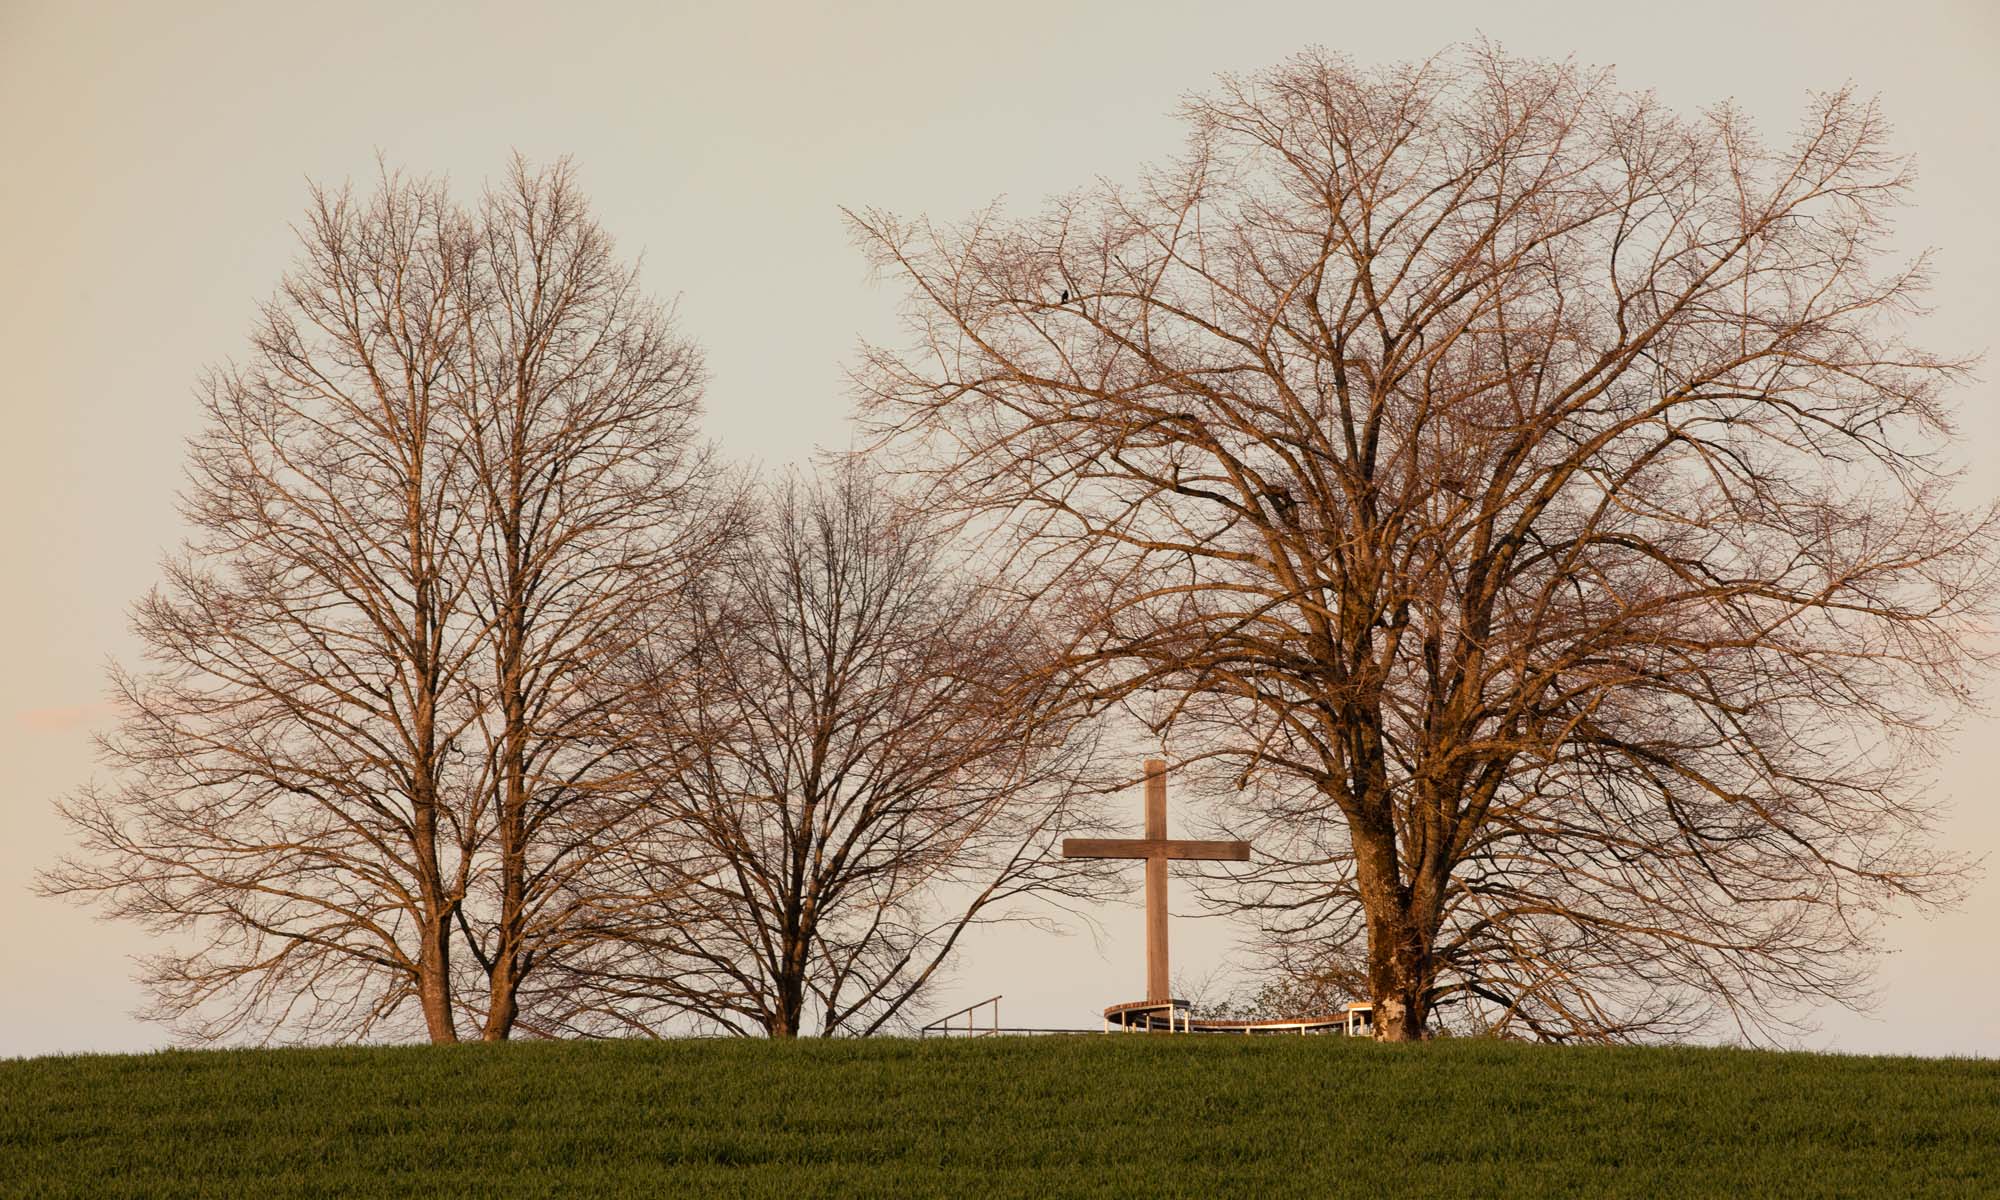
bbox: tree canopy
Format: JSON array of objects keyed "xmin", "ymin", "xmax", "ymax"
[{"xmin": 850, "ymin": 46, "xmax": 1995, "ymax": 1040}]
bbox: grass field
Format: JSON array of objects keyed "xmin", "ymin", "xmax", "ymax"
[{"xmin": 3, "ymin": 1034, "xmax": 1996, "ymax": 1198}]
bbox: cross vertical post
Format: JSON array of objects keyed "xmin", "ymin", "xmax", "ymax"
[{"xmin": 1144, "ymin": 760, "xmax": 1169, "ymax": 1003}]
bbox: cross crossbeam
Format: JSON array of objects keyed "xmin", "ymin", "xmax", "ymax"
[
  {"xmin": 1062, "ymin": 759, "xmax": 1252, "ymax": 1004},
  {"xmin": 1061, "ymin": 839, "xmax": 1251, "ymax": 861}
]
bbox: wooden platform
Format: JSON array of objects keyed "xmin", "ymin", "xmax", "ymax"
[{"xmin": 1100, "ymin": 998, "xmax": 1353, "ymax": 1034}]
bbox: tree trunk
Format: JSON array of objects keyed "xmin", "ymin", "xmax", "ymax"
[
  {"xmin": 1352, "ymin": 816, "xmax": 1435, "ymax": 1042},
  {"xmin": 412, "ymin": 770, "xmax": 461, "ymax": 1044},
  {"xmin": 482, "ymin": 959, "xmax": 519, "ymax": 1042},
  {"xmin": 768, "ymin": 930, "xmax": 811, "ymax": 1038},
  {"xmin": 417, "ymin": 908, "xmax": 460, "ymax": 1043},
  {"xmin": 480, "ymin": 839, "xmax": 524, "ymax": 1042},
  {"xmin": 479, "ymin": 777, "xmax": 527, "ymax": 1042},
  {"xmin": 770, "ymin": 965, "xmax": 809, "ymax": 1038},
  {"xmin": 1365, "ymin": 911, "xmax": 1433, "ymax": 1042},
  {"xmin": 478, "ymin": 478, "xmax": 537, "ymax": 1044}
]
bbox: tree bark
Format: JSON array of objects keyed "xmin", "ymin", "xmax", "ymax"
[
  {"xmin": 414, "ymin": 797, "xmax": 460, "ymax": 1044},
  {"xmin": 417, "ymin": 908, "xmax": 460, "ymax": 1044},
  {"xmin": 1352, "ymin": 812, "xmax": 1435, "ymax": 1041},
  {"xmin": 770, "ymin": 937, "xmax": 808, "ymax": 1038}
]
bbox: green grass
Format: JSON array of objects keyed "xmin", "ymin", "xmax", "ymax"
[{"xmin": 2, "ymin": 1035, "xmax": 1996, "ymax": 1198}]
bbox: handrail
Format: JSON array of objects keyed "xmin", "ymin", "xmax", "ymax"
[
  {"xmin": 920, "ymin": 994, "xmax": 1002, "ymax": 1036},
  {"xmin": 921, "ymin": 1026, "xmax": 1097, "ymax": 1036}
]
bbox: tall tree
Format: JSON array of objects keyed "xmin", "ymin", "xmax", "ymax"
[
  {"xmin": 850, "ymin": 47, "xmax": 1995, "ymax": 1041},
  {"xmin": 448, "ymin": 160, "xmax": 735, "ymax": 1041},
  {"xmin": 42, "ymin": 160, "xmax": 725, "ymax": 1044},
  {"xmin": 537, "ymin": 469, "xmax": 1107, "ymax": 1038}
]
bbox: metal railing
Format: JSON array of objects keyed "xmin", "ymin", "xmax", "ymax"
[
  {"xmin": 918, "ymin": 995, "xmax": 1101, "ymax": 1036},
  {"xmin": 920, "ymin": 994, "xmax": 1002, "ymax": 1037}
]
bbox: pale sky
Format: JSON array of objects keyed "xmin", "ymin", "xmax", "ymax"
[{"xmin": 2, "ymin": 0, "xmax": 1994, "ymax": 1058}]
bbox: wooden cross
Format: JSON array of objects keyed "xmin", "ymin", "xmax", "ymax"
[{"xmin": 1063, "ymin": 759, "xmax": 1251, "ymax": 1004}]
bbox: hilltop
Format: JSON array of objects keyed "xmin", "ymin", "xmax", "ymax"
[{"xmin": 3, "ymin": 1035, "xmax": 1996, "ymax": 1197}]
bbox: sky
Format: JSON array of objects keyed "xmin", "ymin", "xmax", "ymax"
[{"xmin": 1, "ymin": 0, "xmax": 1995, "ymax": 1059}]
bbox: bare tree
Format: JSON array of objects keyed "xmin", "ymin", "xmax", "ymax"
[
  {"xmin": 446, "ymin": 160, "xmax": 738, "ymax": 1041},
  {"xmin": 849, "ymin": 47, "xmax": 1995, "ymax": 1041},
  {"xmin": 41, "ymin": 175, "xmax": 483, "ymax": 1042},
  {"xmin": 539, "ymin": 468, "xmax": 1107, "ymax": 1038},
  {"xmin": 42, "ymin": 160, "xmax": 728, "ymax": 1044}
]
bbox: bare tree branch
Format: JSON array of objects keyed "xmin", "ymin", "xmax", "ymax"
[{"xmin": 848, "ymin": 45, "xmax": 1995, "ymax": 1042}]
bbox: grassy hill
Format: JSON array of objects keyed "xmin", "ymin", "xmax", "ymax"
[{"xmin": 3, "ymin": 1034, "xmax": 1995, "ymax": 1198}]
